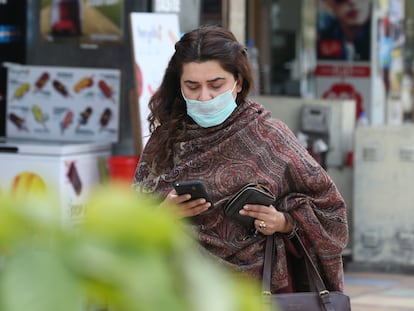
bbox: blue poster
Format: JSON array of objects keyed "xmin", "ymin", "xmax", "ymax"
[{"xmin": 317, "ymin": 0, "xmax": 372, "ymax": 62}]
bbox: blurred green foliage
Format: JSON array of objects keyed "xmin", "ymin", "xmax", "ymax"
[{"xmin": 0, "ymin": 184, "xmax": 270, "ymax": 311}]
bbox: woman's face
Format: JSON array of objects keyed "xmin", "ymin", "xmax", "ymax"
[
  {"xmin": 180, "ymin": 60, "xmax": 242, "ymax": 101},
  {"xmin": 326, "ymin": 0, "xmax": 371, "ymax": 26}
]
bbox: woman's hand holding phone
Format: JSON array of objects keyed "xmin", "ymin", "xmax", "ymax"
[{"xmin": 161, "ymin": 180, "xmax": 212, "ymax": 218}]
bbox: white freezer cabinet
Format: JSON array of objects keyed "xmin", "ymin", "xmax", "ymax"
[{"xmin": 0, "ymin": 139, "xmax": 111, "ymax": 225}]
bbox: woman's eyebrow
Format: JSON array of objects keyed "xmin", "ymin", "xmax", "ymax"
[
  {"xmin": 183, "ymin": 77, "xmax": 226, "ymax": 84},
  {"xmin": 207, "ymin": 77, "xmax": 226, "ymax": 83},
  {"xmin": 183, "ymin": 80, "xmax": 199, "ymax": 84}
]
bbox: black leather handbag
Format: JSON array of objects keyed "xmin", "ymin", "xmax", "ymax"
[{"xmin": 263, "ymin": 232, "xmax": 351, "ymax": 311}]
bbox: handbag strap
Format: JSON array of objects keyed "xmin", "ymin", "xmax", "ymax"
[{"xmin": 262, "ymin": 233, "xmax": 335, "ymax": 311}]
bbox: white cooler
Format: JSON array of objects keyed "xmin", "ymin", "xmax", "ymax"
[{"xmin": 0, "ymin": 139, "xmax": 111, "ymax": 225}]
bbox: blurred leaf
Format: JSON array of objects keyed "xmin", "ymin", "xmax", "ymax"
[
  {"xmin": 0, "ymin": 248, "xmax": 82, "ymax": 311},
  {"xmin": 83, "ymin": 185, "xmax": 185, "ymax": 250},
  {"xmin": 0, "ymin": 194, "xmax": 60, "ymax": 252},
  {"xmin": 0, "ymin": 185, "xmax": 269, "ymax": 311}
]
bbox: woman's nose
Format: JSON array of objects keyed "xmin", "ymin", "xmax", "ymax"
[{"xmin": 197, "ymin": 88, "xmax": 213, "ymax": 101}]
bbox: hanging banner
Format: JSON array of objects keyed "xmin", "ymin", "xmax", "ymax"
[
  {"xmin": 378, "ymin": 0, "xmax": 405, "ymax": 97},
  {"xmin": 317, "ymin": 0, "xmax": 372, "ymax": 61},
  {"xmin": 129, "ymin": 12, "xmax": 179, "ymax": 147},
  {"xmin": 316, "ymin": 0, "xmax": 373, "ymax": 120},
  {"xmin": 40, "ymin": 0, "xmax": 123, "ymax": 45}
]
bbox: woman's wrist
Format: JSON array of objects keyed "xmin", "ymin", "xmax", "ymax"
[{"xmin": 281, "ymin": 212, "xmax": 296, "ymax": 236}]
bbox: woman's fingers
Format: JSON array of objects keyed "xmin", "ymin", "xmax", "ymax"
[
  {"xmin": 161, "ymin": 189, "xmax": 210, "ymax": 218},
  {"xmin": 240, "ymin": 204, "xmax": 284, "ymax": 234}
]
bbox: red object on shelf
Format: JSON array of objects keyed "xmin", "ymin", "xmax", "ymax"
[
  {"xmin": 107, "ymin": 156, "xmax": 139, "ymax": 184},
  {"xmin": 345, "ymin": 151, "xmax": 354, "ymax": 168}
]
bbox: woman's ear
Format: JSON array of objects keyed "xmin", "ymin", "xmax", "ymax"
[{"xmin": 236, "ymin": 75, "xmax": 243, "ymax": 93}]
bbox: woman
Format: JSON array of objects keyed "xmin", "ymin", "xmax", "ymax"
[{"xmin": 132, "ymin": 25, "xmax": 348, "ymax": 293}]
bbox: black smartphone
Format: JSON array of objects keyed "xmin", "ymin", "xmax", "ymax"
[{"xmin": 173, "ymin": 180, "xmax": 214, "ymax": 209}]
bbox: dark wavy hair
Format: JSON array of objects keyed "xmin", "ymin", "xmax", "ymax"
[{"xmin": 145, "ymin": 24, "xmax": 254, "ymax": 173}]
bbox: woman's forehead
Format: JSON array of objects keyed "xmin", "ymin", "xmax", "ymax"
[{"xmin": 181, "ymin": 61, "xmax": 230, "ymax": 82}]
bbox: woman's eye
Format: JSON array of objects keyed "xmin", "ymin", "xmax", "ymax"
[{"xmin": 210, "ymin": 85, "xmax": 223, "ymax": 90}]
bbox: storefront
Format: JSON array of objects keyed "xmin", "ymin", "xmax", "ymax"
[
  {"xmin": 245, "ymin": 0, "xmax": 316, "ymax": 97},
  {"xmin": 246, "ymin": 0, "xmax": 414, "ymax": 124},
  {"xmin": 2, "ymin": 0, "xmax": 414, "ymax": 151}
]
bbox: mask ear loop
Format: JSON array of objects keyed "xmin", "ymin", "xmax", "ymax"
[
  {"xmin": 231, "ymin": 81, "xmax": 237, "ymax": 92},
  {"xmin": 180, "ymin": 88, "xmax": 188, "ymax": 100},
  {"xmin": 230, "ymin": 81, "xmax": 238, "ymax": 101}
]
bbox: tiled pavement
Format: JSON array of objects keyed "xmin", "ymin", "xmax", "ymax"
[{"xmin": 344, "ymin": 271, "xmax": 414, "ymax": 310}]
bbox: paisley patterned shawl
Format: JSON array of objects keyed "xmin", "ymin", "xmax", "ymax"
[{"xmin": 133, "ymin": 99, "xmax": 348, "ymax": 293}]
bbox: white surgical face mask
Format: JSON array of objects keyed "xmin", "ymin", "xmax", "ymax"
[{"xmin": 182, "ymin": 82, "xmax": 237, "ymax": 128}]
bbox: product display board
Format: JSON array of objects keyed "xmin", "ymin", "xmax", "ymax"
[{"xmin": 6, "ymin": 63, "xmax": 121, "ymax": 142}]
